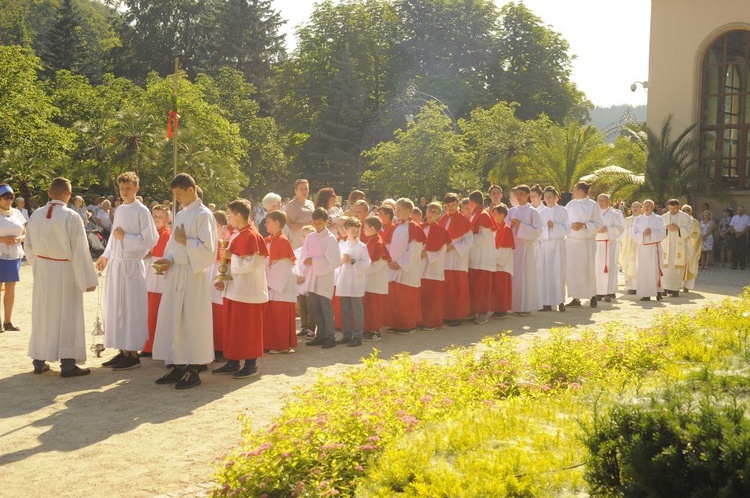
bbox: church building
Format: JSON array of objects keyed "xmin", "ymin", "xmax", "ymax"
[{"xmin": 647, "ymin": 0, "xmax": 750, "ymax": 204}]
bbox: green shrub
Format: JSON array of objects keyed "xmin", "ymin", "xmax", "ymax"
[
  {"xmin": 356, "ymin": 395, "xmax": 587, "ymax": 497},
  {"xmin": 582, "ymin": 390, "xmax": 750, "ymax": 497}
]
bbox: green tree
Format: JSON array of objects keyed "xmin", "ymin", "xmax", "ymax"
[
  {"xmin": 201, "ymin": 0, "xmax": 285, "ymax": 112},
  {"xmin": 38, "ymin": 0, "xmax": 92, "ymax": 79},
  {"xmin": 196, "ymin": 67, "xmax": 288, "ymax": 195},
  {"xmin": 460, "ymin": 101, "xmax": 547, "ymax": 187},
  {"xmin": 608, "ymin": 116, "xmax": 710, "ymax": 206},
  {"xmin": 362, "ymin": 102, "xmax": 473, "ymax": 199},
  {"xmin": 522, "ymin": 120, "xmax": 611, "ymax": 193},
  {"xmin": 493, "ymin": 2, "xmax": 590, "ymax": 122}
]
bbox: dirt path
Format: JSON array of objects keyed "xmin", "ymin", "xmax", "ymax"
[{"xmin": 0, "ymin": 261, "xmax": 747, "ymax": 497}]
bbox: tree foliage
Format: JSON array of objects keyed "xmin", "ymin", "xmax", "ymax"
[{"xmin": 363, "ymin": 102, "xmax": 473, "ymax": 199}]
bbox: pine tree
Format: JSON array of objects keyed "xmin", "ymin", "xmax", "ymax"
[
  {"xmin": 203, "ymin": 0, "xmax": 286, "ymax": 113},
  {"xmin": 39, "ymin": 0, "xmax": 90, "ymax": 78}
]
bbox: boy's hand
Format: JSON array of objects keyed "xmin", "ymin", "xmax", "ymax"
[
  {"xmin": 174, "ymin": 225, "xmax": 187, "ymax": 245},
  {"xmin": 95, "ymin": 256, "xmax": 108, "ymax": 271},
  {"xmin": 112, "ymin": 227, "xmax": 125, "ymax": 240},
  {"xmin": 342, "ymin": 254, "xmax": 352, "ymax": 263}
]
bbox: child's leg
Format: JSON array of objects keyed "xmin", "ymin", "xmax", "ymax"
[
  {"xmin": 340, "ymin": 297, "xmax": 353, "ymax": 339},
  {"xmin": 352, "ymin": 297, "xmax": 364, "ymax": 340}
]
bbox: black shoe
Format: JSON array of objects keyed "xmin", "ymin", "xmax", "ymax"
[
  {"xmin": 604, "ymin": 296, "xmax": 612, "ymax": 303},
  {"xmin": 306, "ymin": 336, "xmax": 327, "ymax": 346},
  {"xmin": 175, "ymin": 371, "xmax": 201, "ymax": 389},
  {"xmin": 627, "ymin": 289, "xmax": 637, "ymax": 295},
  {"xmin": 111, "ymin": 354, "xmax": 141, "ymax": 371},
  {"xmin": 558, "ymin": 303, "xmax": 566, "ymax": 312},
  {"xmin": 396, "ymin": 328, "xmax": 416, "ymax": 335},
  {"xmin": 640, "ymin": 297, "xmax": 651, "ymax": 301},
  {"xmin": 138, "ymin": 351, "xmax": 152, "ymax": 358},
  {"xmin": 566, "ymin": 299, "xmax": 581, "ymax": 307},
  {"xmin": 446, "ymin": 319, "xmax": 462, "ymax": 326},
  {"xmin": 3, "ymin": 322, "xmax": 20, "ymax": 331},
  {"xmin": 321, "ymin": 337, "xmax": 337, "ymax": 349},
  {"xmin": 212, "ymin": 361, "xmax": 240, "ymax": 375},
  {"xmin": 155, "ymin": 368, "xmax": 183, "ymax": 384},
  {"xmin": 492, "ymin": 312, "xmax": 508, "ymax": 319},
  {"xmin": 102, "ymin": 351, "xmax": 124, "ymax": 367},
  {"xmin": 348, "ymin": 338, "xmax": 363, "ymax": 347},
  {"xmin": 363, "ymin": 331, "xmax": 381, "ymax": 341},
  {"xmin": 233, "ymin": 364, "xmax": 259, "ymax": 379},
  {"xmin": 656, "ymin": 292, "xmax": 663, "ymax": 301},
  {"xmin": 590, "ymin": 296, "xmax": 598, "ymax": 308},
  {"xmin": 540, "ymin": 305, "xmax": 552, "ymax": 312},
  {"xmin": 336, "ymin": 335, "xmax": 352, "ymax": 345},
  {"xmin": 33, "ymin": 363, "xmax": 50, "ymax": 374},
  {"xmin": 198, "ymin": 364, "xmax": 208, "ymax": 372},
  {"xmin": 61, "ymin": 366, "xmax": 91, "ymax": 378}
]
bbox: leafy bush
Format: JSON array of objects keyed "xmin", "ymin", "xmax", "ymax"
[{"xmin": 582, "ymin": 389, "xmax": 750, "ymax": 497}]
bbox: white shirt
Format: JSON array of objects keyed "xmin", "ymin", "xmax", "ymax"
[
  {"xmin": 730, "ymin": 213, "xmax": 750, "ymax": 234},
  {"xmin": 336, "ymin": 239, "xmax": 371, "ymax": 297},
  {"xmin": 0, "ymin": 208, "xmax": 26, "ymax": 260}
]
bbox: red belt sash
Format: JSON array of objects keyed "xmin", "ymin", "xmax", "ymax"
[{"xmin": 38, "ymin": 255, "xmax": 70, "ymax": 262}]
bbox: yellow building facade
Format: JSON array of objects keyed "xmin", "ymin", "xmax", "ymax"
[{"xmin": 647, "ymin": 0, "xmax": 750, "ymax": 204}]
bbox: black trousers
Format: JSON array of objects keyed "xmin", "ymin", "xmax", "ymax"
[{"xmin": 733, "ymin": 233, "xmax": 747, "ymax": 268}]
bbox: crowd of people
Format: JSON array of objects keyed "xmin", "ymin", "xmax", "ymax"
[{"xmin": 6, "ymin": 173, "xmax": 750, "ymax": 389}]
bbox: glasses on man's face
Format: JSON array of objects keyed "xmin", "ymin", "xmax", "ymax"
[{"xmin": 1, "ymin": 194, "xmax": 14, "ymax": 200}]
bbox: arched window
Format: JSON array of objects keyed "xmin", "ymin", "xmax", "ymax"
[{"xmin": 700, "ymin": 30, "xmax": 750, "ymax": 188}]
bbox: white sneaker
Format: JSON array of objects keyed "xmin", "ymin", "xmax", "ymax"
[{"xmin": 474, "ymin": 313, "xmax": 489, "ymax": 325}]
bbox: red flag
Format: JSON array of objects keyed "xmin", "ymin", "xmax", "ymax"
[{"xmin": 167, "ymin": 110, "xmax": 180, "ymax": 139}]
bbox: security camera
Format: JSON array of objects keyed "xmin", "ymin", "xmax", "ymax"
[{"xmin": 630, "ymin": 83, "xmax": 637, "ymax": 92}]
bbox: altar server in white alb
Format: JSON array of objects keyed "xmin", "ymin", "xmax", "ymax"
[
  {"xmin": 595, "ymin": 194, "xmax": 625, "ymax": 302},
  {"xmin": 26, "ymin": 177, "xmax": 98, "ymax": 377},
  {"xmin": 620, "ymin": 201, "xmax": 642, "ymax": 294},
  {"xmin": 631, "ymin": 200, "xmax": 666, "ymax": 301},
  {"xmin": 96, "ymin": 172, "xmax": 158, "ymax": 371},
  {"xmin": 507, "ymin": 185, "xmax": 542, "ymax": 315},
  {"xmin": 565, "ymin": 182, "xmax": 602, "ymax": 308},
  {"xmin": 538, "ymin": 186, "xmax": 570, "ymax": 311},
  {"xmin": 660, "ymin": 199, "xmax": 693, "ymax": 297},
  {"xmin": 152, "ymin": 173, "xmax": 217, "ymax": 389}
]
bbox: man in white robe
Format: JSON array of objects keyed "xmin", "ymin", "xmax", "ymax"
[
  {"xmin": 565, "ymin": 182, "xmax": 602, "ymax": 307},
  {"xmin": 595, "ymin": 194, "xmax": 625, "ymax": 301},
  {"xmin": 631, "ymin": 200, "xmax": 666, "ymax": 301},
  {"xmin": 620, "ymin": 201, "xmax": 642, "ymax": 294},
  {"xmin": 681, "ymin": 204, "xmax": 701, "ymax": 292},
  {"xmin": 508, "ymin": 186, "xmax": 542, "ymax": 314},
  {"xmin": 660, "ymin": 198, "xmax": 693, "ymax": 297},
  {"xmin": 539, "ymin": 188, "xmax": 570, "ymax": 311},
  {"xmin": 96, "ymin": 172, "xmax": 158, "ymax": 370},
  {"xmin": 26, "ymin": 177, "xmax": 98, "ymax": 377},
  {"xmin": 152, "ymin": 174, "xmax": 217, "ymax": 389}
]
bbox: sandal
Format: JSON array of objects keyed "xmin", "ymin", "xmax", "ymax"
[{"xmin": 3, "ymin": 322, "xmax": 20, "ymax": 331}]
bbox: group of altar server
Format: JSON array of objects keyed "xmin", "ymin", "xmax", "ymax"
[{"xmin": 23, "ymin": 173, "xmax": 700, "ymax": 387}]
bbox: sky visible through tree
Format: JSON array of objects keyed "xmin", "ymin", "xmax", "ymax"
[{"xmin": 275, "ymin": 0, "xmax": 652, "ymax": 108}]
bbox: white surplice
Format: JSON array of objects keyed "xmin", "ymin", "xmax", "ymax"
[
  {"xmin": 539, "ymin": 204, "xmax": 570, "ymax": 306},
  {"xmin": 298, "ymin": 227, "xmax": 340, "ymax": 299},
  {"xmin": 565, "ymin": 198, "xmax": 602, "ymax": 299},
  {"xmin": 336, "ymin": 239, "xmax": 371, "ymax": 297},
  {"xmin": 152, "ymin": 199, "xmax": 217, "ymax": 365},
  {"xmin": 26, "ymin": 201, "xmax": 98, "ymax": 362},
  {"xmin": 388, "ymin": 223, "xmax": 423, "ymax": 287},
  {"xmin": 631, "ymin": 213, "xmax": 666, "ymax": 298},
  {"xmin": 508, "ymin": 204, "xmax": 542, "ymax": 312},
  {"xmin": 619, "ymin": 215, "xmax": 638, "ymax": 291},
  {"xmin": 660, "ymin": 210, "xmax": 692, "ymax": 292},
  {"xmin": 101, "ymin": 201, "xmax": 158, "ymax": 351},
  {"xmin": 683, "ymin": 217, "xmax": 701, "ymax": 290},
  {"xmin": 595, "ymin": 207, "xmax": 625, "ymax": 296}
]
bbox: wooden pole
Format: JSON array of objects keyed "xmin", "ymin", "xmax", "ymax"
[{"xmin": 172, "ymin": 57, "xmax": 179, "ymax": 221}]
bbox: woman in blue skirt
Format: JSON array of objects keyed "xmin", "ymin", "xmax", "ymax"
[{"xmin": 0, "ymin": 184, "xmax": 26, "ymax": 332}]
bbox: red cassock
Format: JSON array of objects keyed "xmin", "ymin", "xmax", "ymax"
[
  {"xmin": 419, "ymin": 222, "xmax": 451, "ymax": 329},
  {"xmin": 263, "ymin": 233, "xmax": 297, "ymax": 351},
  {"xmin": 388, "ymin": 221, "xmax": 426, "ymax": 330},
  {"xmin": 363, "ymin": 235, "xmax": 391, "ymax": 332},
  {"xmin": 143, "ymin": 227, "xmax": 170, "ymax": 353},
  {"xmin": 469, "ymin": 207, "xmax": 497, "ymax": 314},
  {"xmin": 438, "ymin": 212, "xmax": 472, "ymax": 320},
  {"xmin": 223, "ymin": 226, "xmax": 269, "ymax": 360},
  {"xmin": 493, "ymin": 224, "xmax": 515, "ymax": 313}
]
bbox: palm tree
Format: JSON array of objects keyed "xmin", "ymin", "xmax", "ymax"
[
  {"xmin": 608, "ymin": 115, "xmax": 712, "ymax": 207},
  {"xmin": 522, "ymin": 120, "xmax": 612, "ymax": 193}
]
